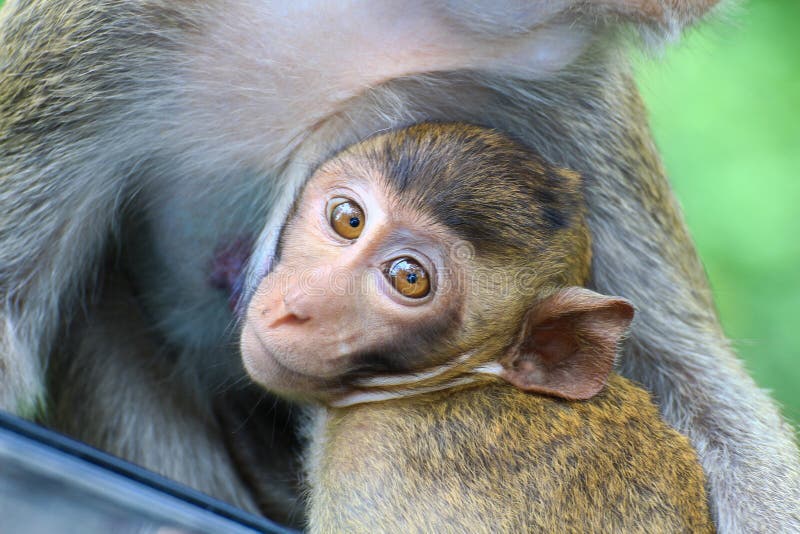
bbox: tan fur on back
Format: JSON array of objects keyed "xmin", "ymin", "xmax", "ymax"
[{"xmin": 308, "ymin": 374, "xmax": 714, "ymax": 533}]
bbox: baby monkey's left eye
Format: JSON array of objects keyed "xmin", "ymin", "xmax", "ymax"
[
  {"xmin": 329, "ymin": 199, "xmax": 364, "ymax": 240},
  {"xmin": 386, "ymin": 258, "xmax": 430, "ymax": 299}
]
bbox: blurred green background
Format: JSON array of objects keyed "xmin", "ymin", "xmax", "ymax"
[
  {"xmin": 637, "ymin": 0, "xmax": 799, "ymax": 431},
  {"xmin": 0, "ymin": 0, "xmax": 796, "ymax": 429}
]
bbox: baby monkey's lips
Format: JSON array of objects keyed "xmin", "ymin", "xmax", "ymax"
[{"xmin": 241, "ymin": 324, "xmax": 350, "ymax": 401}]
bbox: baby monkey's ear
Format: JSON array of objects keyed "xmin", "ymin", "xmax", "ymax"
[{"xmin": 498, "ymin": 287, "xmax": 634, "ymax": 400}]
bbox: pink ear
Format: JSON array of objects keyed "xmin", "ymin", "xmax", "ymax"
[{"xmin": 498, "ymin": 287, "xmax": 634, "ymax": 400}]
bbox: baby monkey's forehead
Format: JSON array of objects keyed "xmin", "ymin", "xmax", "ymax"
[{"xmin": 310, "ymin": 124, "xmax": 589, "ymax": 267}]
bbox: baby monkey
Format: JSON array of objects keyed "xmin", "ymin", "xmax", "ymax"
[{"xmin": 239, "ymin": 124, "xmax": 715, "ymax": 532}]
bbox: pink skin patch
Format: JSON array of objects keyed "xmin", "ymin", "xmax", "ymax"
[{"xmin": 208, "ymin": 235, "xmax": 255, "ymax": 313}]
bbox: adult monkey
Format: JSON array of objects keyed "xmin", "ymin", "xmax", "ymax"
[{"xmin": 0, "ymin": 0, "xmax": 797, "ymax": 531}]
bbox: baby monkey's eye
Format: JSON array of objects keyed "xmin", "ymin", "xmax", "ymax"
[
  {"xmin": 329, "ymin": 199, "xmax": 364, "ymax": 240},
  {"xmin": 386, "ymin": 258, "xmax": 430, "ymax": 299}
]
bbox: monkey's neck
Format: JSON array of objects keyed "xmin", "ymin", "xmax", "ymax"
[
  {"xmin": 328, "ymin": 349, "xmax": 500, "ymax": 408},
  {"xmin": 328, "ymin": 375, "xmax": 481, "ymax": 408}
]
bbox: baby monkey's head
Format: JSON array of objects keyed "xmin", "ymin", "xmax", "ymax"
[{"xmin": 242, "ymin": 123, "xmax": 633, "ymax": 405}]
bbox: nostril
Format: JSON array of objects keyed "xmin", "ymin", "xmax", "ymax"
[{"xmin": 268, "ymin": 312, "xmax": 310, "ymax": 329}]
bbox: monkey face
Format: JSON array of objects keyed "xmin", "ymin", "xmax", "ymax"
[{"xmin": 240, "ymin": 159, "xmax": 469, "ymax": 402}]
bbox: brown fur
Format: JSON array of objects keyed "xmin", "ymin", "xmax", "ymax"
[{"xmin": 307, "ymin": 375, "xmax": 714, "ymax": 533}]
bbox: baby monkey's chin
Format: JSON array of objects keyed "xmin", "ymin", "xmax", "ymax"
[{"xmin": 240, "ymin": 325, "xmax": 346, "ymax": 402}]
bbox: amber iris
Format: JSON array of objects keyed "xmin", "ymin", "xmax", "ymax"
[
  {"xmin": 330, "ymin": 200, "xmax": 364, "ymax": 239},
  {"xmin": 387, "ymin": 258, "xmax": 430, "ymax": 298}
]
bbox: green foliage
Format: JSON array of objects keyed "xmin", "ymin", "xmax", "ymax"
[{"xmin": 637, "ymin": 0, "xmax": 800, "ymax": 430}]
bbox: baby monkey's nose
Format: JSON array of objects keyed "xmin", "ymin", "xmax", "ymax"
[{"xmin": 265, "ymin": 293, "xmax": 311, "ymax": 328}]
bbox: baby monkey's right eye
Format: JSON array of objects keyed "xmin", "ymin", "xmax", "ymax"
[{"xmin": 329, "ymin": 199, "xmax": 364, "ymax": 240}]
